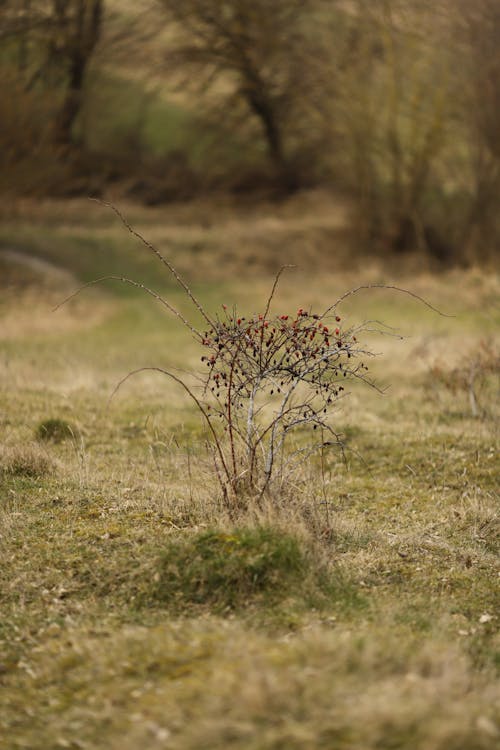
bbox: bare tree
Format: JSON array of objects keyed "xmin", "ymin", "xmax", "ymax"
[
  {"xmin": 50, "ymin": 0, "xmax": 104, "ymax": 146},
  {"xmin": 0, "ymin": 0, "xmax": 103, "ymax": 146},
  {"xmin": 158, "ymin": 0, "xmax": 322, "ymax": 191}
]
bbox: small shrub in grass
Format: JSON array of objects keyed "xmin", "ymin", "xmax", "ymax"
[
  {"xmin": 58, "ymin": 201, "xmax": 445, "ymax": 512},
  {"xmin": 36, "ymin": 417, "xmax": 77, "ymax": 443},
  {"xmin": 151, "ymin": 526, "xmax": 328, "ymax": 612}
]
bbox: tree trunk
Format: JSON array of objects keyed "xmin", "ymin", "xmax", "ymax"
[
  {"xmin": 246, "ymin": 88, "xmax": 298, "ymax": 192},
  {"xmin": 54, "ymin": 0, "xmax": 103, "ymax": 147}
]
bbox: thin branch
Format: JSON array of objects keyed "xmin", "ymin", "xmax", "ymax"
[
  {"xmin": 107, "ymin": 366, "xmax": 232, "ymax": 494},
  {"xmin": 262, "ymin": 265, "xmax": 296, "ymax": 321},
  {"xmin": 321, "ymin": 284, "xmax": 453, "ymax": 319},
  {"xmin": 53, "ymin": 275, "xmax": 202, "ymax": 338},
  {"xmin": 281, "ymin": 437, "xmax": 342, "ymax": 477},
  {"xmin": 89, "ymin": 198, "xmax": 214, "ymax": 327}
]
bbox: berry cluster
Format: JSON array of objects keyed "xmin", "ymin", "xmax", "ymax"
[{"xmin": 200, "ymin": 304, "xmax": 368, "ymax": 435}]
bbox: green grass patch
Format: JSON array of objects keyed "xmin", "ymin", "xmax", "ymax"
[
  {"xmin": 36, "ymin": 417, "xmax": 78, "ymax": 443},
  {"xmin": 82, "ymin": 70, "xmax": 196, "ymax": 160},
  {"xmin": 0, "ymin": 227, "xmax": 182, "ymax": 288},
  {"xmin": 150, "ymin": 526, "xmax": 341, "ymax": 613}
]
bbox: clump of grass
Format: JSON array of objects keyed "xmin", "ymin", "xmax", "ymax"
[
  {"xmin": 0, "ymin": 443, "xmax": 56, "ymax": 478},
  {"xmin": 151, "ymin": 526, "xmax": 334, "ymax": 612},
  {"xmin": 36, "ymin": 417, "xmax": 77, "ymax": 443}
]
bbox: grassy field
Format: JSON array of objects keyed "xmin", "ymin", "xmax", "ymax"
[{"xmin": 0, "ymin": 196, "xmax": 499, "ymax": 749}]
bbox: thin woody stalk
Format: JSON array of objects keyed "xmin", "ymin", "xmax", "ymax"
[{"xmin": 90, "ymin": 199, "xmax": 214, "ymax": 328}]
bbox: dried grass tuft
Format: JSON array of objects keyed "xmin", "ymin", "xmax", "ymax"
[{"xmin": 0, "ymin": 443, "xmax": 57, "ymax": 478}]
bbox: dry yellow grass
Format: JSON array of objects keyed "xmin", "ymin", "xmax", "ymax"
[{"xmin": 0, "ymin": 195, "xmax": 498, "ymax": 749}]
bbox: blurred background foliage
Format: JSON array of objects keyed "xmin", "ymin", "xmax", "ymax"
[{"xmin": 0, "ymin": 0, "xmax": 499, "ymax": 264}]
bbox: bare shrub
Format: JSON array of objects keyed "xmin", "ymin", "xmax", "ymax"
[
  {"xmin": 430, "ymin": 339, "xmax": 500, "ymax": 418},
  {"xmin": 58, "ymin": 201, "xmax": 445, "ymax": 515}
]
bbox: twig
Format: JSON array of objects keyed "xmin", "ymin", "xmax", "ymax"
[
  {"xmin": 53, "ymin": 275, "xmax": 202, "ymax": 338},
  {"xmin": 262, "ymin": 264, "xmax": 296, "ymax": 321},
  {"xmin": 322, "ymin": 284, "xmax": 453, "ymax": 318},
  {"xmin": 107, "ymin": 366, "xmax": 233, "ymax": 499},
  {"xmin": 89, "ymin": 198, "xmax": 214, "ymax": 327}
]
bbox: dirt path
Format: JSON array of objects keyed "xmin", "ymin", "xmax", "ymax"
[
  {"xmin": 1, "ymin": 248, "xmax": 76, "ymax": 286},
  {"xmin": 0, "ymin": 249, "xmax": 113, "ymax": 341}
]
